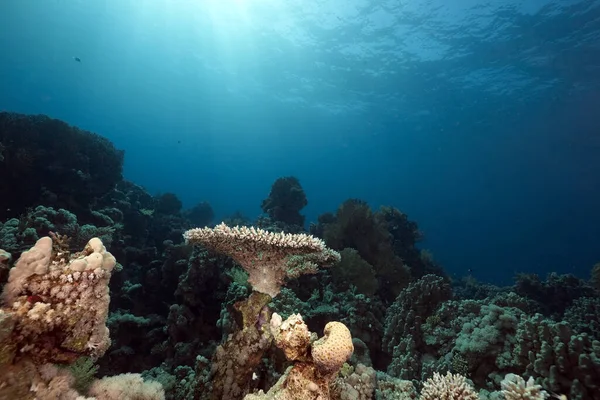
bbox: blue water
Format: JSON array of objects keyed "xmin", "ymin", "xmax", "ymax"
[{"xmin": 1, "ymin": 0, "xmax": 599, "ymax": 284}]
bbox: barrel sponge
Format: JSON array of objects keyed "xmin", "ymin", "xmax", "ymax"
[{"xmin": 311, "ymin": 321, "xmax": 354, "ymax": 375}]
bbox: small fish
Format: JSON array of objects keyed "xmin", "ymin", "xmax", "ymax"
[
  {"xmin": 74, "ymin": 57, "xmax": 81, "ymax": 62},
  {"xmin": 467, "ymin": 268, "xmax": 474, "ymax": 274}
]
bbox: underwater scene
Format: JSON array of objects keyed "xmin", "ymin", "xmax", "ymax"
[{"xmin": 0, "ymin": 0, "xmax": 599, "ymax": 399}]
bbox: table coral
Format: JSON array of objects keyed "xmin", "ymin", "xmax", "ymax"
[{"xmin": 183, "ymin": 223, "xmax": 340, "ymax": 297}]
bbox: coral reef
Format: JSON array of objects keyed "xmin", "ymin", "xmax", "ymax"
[
  {"xmin": 514, "ymin": 272, "xmax": 596, "ymax": 317},
  {"xmin": 1, "ymin": 114, "xmax": 599, "ymax": 400}
]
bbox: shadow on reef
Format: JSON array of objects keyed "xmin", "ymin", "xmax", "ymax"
[{"xmin": 1, "ymin": 113, "xmax": 599, "ymax": 400}]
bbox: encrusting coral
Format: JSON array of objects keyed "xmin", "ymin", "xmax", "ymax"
[{"xmin": 183, "ymin": 222, "xmax": 340, "ymax": 298}]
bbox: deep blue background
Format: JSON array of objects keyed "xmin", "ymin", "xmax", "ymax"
[{"xmin": 1, "ymin": 0, "xmax": 599, "ymax": 283}]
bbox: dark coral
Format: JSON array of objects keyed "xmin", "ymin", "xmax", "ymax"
[
  {"xmin": 591, "ymin": 262, "xmax": 600, "ymax": 291},
  {"xmin": 311, "ymin": 199, "xmax": 442, "ymax": 302},
  {"xmin": 95, "ymin": 180, "xmax": 155, "ymax": 249},
  {"xmin": 563, "ymin": 297, "xmax": 600, "ymax": 339},
  {"xmin": 155, "ymin": 193, "xmax": 183, "ymax": 216},
  {"xmin": 514, "ymin": 272, "xmax": 596, "ymax": 317},
  {"xmin": 261, "ymin": 176, "xmax": 308, "ymax": 227},
  {"xmin": 376, "ymin": 206, "xmax": 445, "ymax": 279},
  {"xmin": 222, "ymin": 211, "xmax": 251, "ymax": 228},
  {"xmin": 184, "ymin": 201, "xmax": 215, "ymax": 227},
  {"xmin": 330, "ymin": 248, "xmax": 379, "ymax": 296},
  {"xmin": 0, "ymin": 112, "xmax": 124, "ymax": 222},
  {"xmin": 318, "ymin": 199, "xmax": 387, "ymax": 263}
]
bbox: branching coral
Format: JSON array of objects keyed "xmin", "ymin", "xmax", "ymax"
[
  {"xmin": 514, "ymin": 273, "xmax": 595, "ymax": 317},
  {"xmin": 511, "ymin": 314, "xmax": 600, "ymax": 399},
  {"xmin": 501, "ymin": 373, "xmax": 549, "ymax": 400},
  {"xmin": 183, "ymin": 223, "xmax": 340, "ymax": 297},
  {"xmin": 383, "ymin": 275, "xmax": 452, "ymax": 381},
  {"xmin": 88, "ymin": 372, "xmax": 165, "ymax": 400},
  {"xmin": 0, "ymin": 205, "xmax": 119, "ymax": 255},
  {"xmin": 0, "ymin": 358, "xmax": 165, "ymax": 400},
  {"xmin": 419, "ymin": 372, "xmax": 478, "ymax": 400}
]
